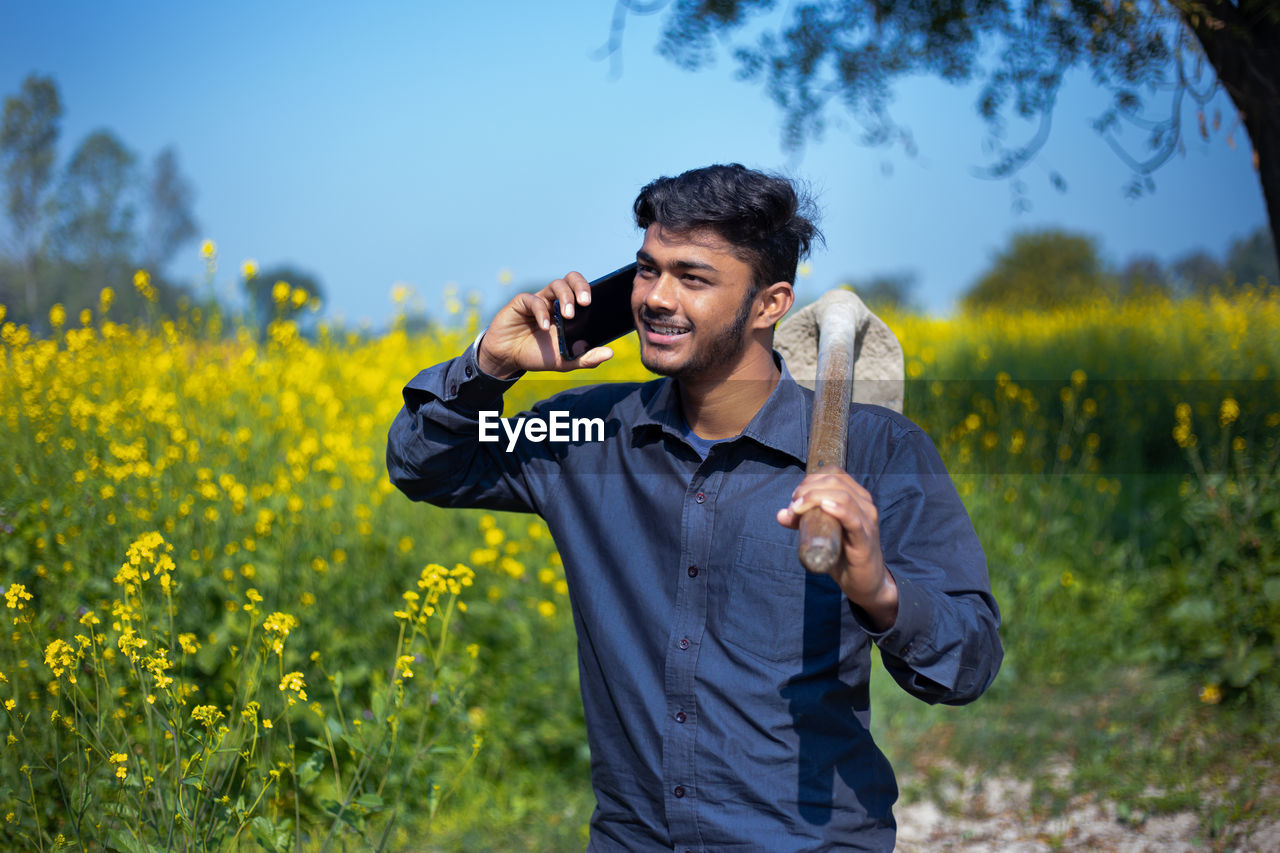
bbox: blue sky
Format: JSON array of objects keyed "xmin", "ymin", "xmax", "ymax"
[{"xmin": 0, "ymin": 0, "xmax": 1268, "ymax": 325}]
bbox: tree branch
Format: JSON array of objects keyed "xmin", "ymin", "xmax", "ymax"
[{"xmin": 594, "ymin": 0, "xmax": 674, "ymax": 78}]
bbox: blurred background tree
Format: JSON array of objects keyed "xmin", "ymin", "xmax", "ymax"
[
  {"xmin": 0, "ymin": 73, "xmax": 60, "ymax": 321},
  {"xmin": 243, "ymin": 263, "xmax": 326, "ymax": 338},
  {"xmin": 841, "ymin": 270, "xmax": 920, "ymax": 313},
  {"xmin": 144, "ymin": 146, "xmax": 199, "ymax": 274},
  {"xmin": 51, "ymin": 130, "xmax": 138, "ymax": 299},
  {"xmin": 1225, "ymin": 226, "xmax": 1279, "ymax": 288},
  {"xmin": 962, "ymin": 228, "xmax": 1114, "ymax": 310},
  {"xmin": 1169, "ymin": 248, "xmax": 1227, "ymax": 295},
  {"xmin": 959, "ymin": 224, "xmax": 1274, "ymax": 308},
  {"xmin": 0, "ymin": 74, "xmax": 199, "ymax": 328},
  {"xmin": 1167, "ymin": 227, "xmax": 1277, "ymax": 295},
  {"xmin": 1117, "ymin": 253, "xmax": 1172, "ymax": 299},
  {"xmin": 605, "ymin": 0, "xmax": 1280, "ymax": 271}
]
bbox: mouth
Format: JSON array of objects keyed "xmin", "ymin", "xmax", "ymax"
[{"xmin": 640, "ymin": 312, "xmax": 692, "ymax": 342}]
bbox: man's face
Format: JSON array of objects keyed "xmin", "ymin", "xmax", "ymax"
[{"xmin": 631, "ymin": 224, "xmax": 760, "ymax": 380}]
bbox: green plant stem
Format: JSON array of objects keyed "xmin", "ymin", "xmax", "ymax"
[
  {"xmin": 224, "ymin": 772, "xmax": 278, "ymax": 850},
  {"xmin": 279, "ymin": 657, "xmax": 303, "ymax": 853},
  {"xmin": 24, "ymin": 767, "xmax": 46, "ymax": 853}
]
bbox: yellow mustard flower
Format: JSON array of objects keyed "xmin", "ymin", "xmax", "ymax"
[
  {"xmin": 44, "ymin": 639, "xmax": 77, "ymax": 681},
  {"xmin": 262, "ymin": 612, "xmax": 298, "ymax": 656},
  {"xmin": 279, "ymin": 671, "xmax": 307, "ymax": 706},
  {"xmin": 1219, "ymin": 397, "xmax": 1240, "ymax": 427},
  {"xmin": 191, "ymin": 704, "xmax": 225, "ymax": 728},
  {"xmin": 4, "ymin": 584, "xmax": 32, "ymax": 610}
]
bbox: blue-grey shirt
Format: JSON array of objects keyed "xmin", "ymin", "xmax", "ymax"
[{"xmin": 386, "ymin": 343, "xmax": 1002, "ymax": 853}]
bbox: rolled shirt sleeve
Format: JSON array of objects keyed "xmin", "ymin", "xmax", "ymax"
[
  {"xmin": 386, "ymin": 341, "xmax": 549, "ymax": 514},
  {"xmin": 849, "ymin": 420, "xmax": 1003, "ymax": 705}
]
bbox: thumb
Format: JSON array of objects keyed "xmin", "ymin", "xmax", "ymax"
[{"xmin": 569, "ymin": 345, "xmax": 614, "ymax": 370}]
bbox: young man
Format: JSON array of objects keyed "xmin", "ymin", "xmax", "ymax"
[{"xmin": 387, "ymin": 164, "xmax": 1002, "ymax": 852}]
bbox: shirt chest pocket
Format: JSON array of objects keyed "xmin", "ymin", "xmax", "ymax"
[{"xmin": 721, "ymin": 535, "xmax": 843, "ymax": 665}]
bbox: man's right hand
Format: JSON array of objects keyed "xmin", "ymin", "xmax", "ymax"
[{"xmin": 476, "ymin": 271, "xmax": 616, "ymax": 379}]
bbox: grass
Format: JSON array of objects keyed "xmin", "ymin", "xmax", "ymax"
[{"xmin": 872, "ymin": 656, "xmax": 1280, "ymax": 849}]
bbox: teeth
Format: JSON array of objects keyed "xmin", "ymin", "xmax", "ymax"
[{"xmin": 647, "ymin": 320, "xmax": 690, "ymax": 335}]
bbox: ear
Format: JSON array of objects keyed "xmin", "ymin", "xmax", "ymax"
[{"xmin": 752, "ymin": 281, "xmax": 794, "ymax": 329}]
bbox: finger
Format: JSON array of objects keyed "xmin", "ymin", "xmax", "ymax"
[
  {"xmin": 793, "ymin": 465, "xmax": 863, "ymax": 494},
  {"xmin": 789, "ymin": 470, "xmax": 871, "ymax": 510},
  {"xmin": 787, "ymin": 486, "xmax": 859, "ymax": 519},
  {"xmin": 569, "ymin": 345, "xmax": 614, "ymax": 370},
  {"xmin": 788, "ymin": 492, "xmax": 879, "ymax": 554},
  {"xmin": 787, "ymin": 472, "xmax": 858, "ymax": 511},
  {"xmin": 514, "ymin": 292, "xmax": 553, "ymax": 332},
  {"xmin": 564, "ymin": 271, "xmax": 592, "ymax": 306},
  {"xmin": 545, "ymin": 276, "xmax": 582, "ymax": 319},
  {"xmin": 776, "ymin": 506, "xmax": 800, "ymax": 529}
]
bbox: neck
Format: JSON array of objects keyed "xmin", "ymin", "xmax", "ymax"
[{"xmin": 677, "ymin": 338, "xmax": 780, "ymax": 440}]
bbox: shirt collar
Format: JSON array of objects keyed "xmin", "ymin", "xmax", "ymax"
[{"xmin": 627, "ymin": 353, "xmax": 811, "ymax": 465}]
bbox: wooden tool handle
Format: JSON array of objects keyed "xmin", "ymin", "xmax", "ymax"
[
  {"xmin": 798, "ymin": 299, "xmax": 858, "ymax": 574},
  {"xmin": 798, "ymin": 507, "xmax": 843, "ymax": 575}
]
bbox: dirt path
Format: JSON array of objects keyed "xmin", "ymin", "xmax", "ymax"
[{"xmin": 894, "ymin": 774, "xmax": 1280, "ymax": 852}]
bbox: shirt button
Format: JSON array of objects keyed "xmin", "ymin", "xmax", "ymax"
[
  {"xmin": 673, "ymin": 785, "xmax": 686, "ymax": 798},
  {"xmin": 675, "ymin": 711, "xmax": 687, "ymax": 723},
  {"xmin": 448, "ymin": 383, "xmax": 458, "ymax": 396},
  {"xmin": 678, "ymin": 637, "xmax": 690, "ymax": 650},
  {"xmin": 464, "ymin": 365, "xmax": 474, "ymax": 378},
  {"xmin": 695, "ymin": 492, "xmax": 706, "ymax": 503},
  {"xmin": 687, "ymin": 565, "xmax": 698, "ymax": 578}
]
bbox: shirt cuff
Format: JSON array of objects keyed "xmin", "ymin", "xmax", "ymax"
[
  {"xmin": 851, "ymin": 574, "xmax": 935, "ymax": 662},
  {"xmin": 403, "ymin": 338, "xmax": 521, "ymax": 413},
  {"xmin": 472, "ymin": 329, "xmax": 526, "ymax": 382}
]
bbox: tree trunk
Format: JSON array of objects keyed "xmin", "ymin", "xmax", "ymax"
[{"xmin": 1186, "ymin": 0, "xmax": 1280, "ymax": 279}]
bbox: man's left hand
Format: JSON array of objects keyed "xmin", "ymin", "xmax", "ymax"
[{"xmin": 776, "ymin": 467, "xmax": 899, "ymax": 631}]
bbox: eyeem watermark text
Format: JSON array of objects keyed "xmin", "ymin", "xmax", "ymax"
[{"xmin": 478, "ymin": 411, "xmax": 605, "ymax": 451}]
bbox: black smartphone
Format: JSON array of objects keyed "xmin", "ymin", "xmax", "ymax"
[{"xmin": 553, "ymin": 263, "xmax": 638, "ymax": 360}]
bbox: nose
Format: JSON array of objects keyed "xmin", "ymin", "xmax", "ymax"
[{"xmin": 642, "ymin": 272, "xmax": 678, "ymax": 314}]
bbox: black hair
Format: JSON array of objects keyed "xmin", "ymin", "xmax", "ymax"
[{"xmin": 632, "ymin": 163, "xmax": 822, "ymax": 293}]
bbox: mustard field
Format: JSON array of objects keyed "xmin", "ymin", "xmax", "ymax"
[{"xmin": 2, "ymin": 285, "xmax": 1278, "ymax": 850}]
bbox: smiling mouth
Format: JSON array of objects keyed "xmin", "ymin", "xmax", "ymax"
[{"xmin": 640, "ymin": 313, "xmax": 692, "ymax": 338}]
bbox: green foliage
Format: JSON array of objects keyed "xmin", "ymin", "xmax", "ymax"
[
  {"xmin": 1150, "ymin": 405, "xmax": 1280, "ymax": 703},
  {"xmin": 962, "ymin": 229, "xmax": 1113, "ymax": 311},
  {"xmin": 0, "ymin": 530, "xmax": 480, "ymax": 853},
  {"xmin": 4, "ymin": 289, "xmax": 1280, "ymax": 847}
]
